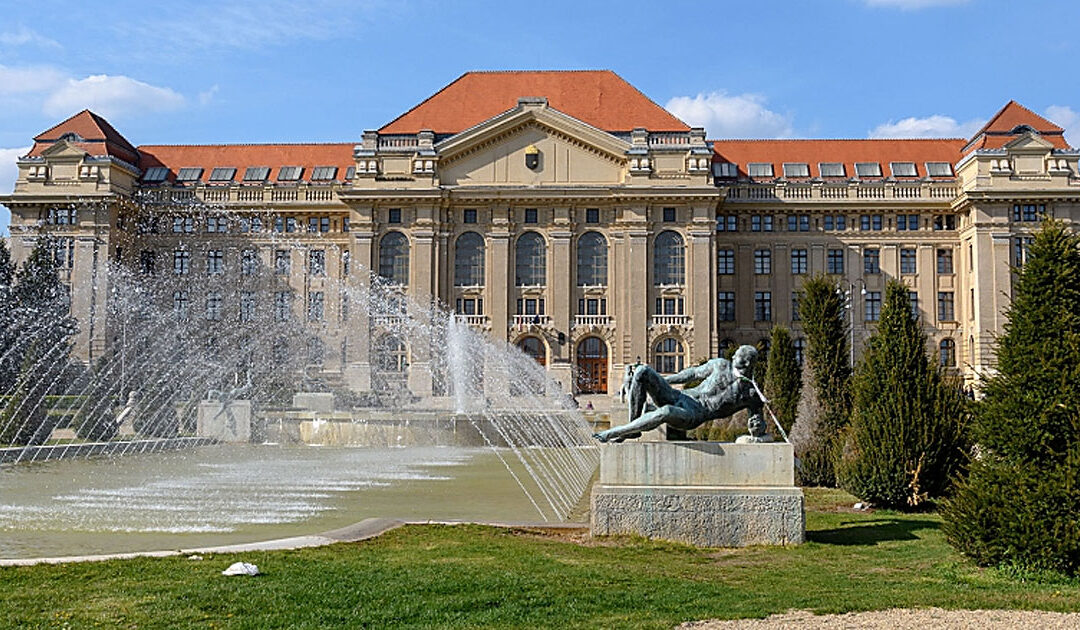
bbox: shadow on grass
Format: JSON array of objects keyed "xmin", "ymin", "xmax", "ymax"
[{"xmin": 808, "ymin": 518, "xmax": 940, "ymax": 546}]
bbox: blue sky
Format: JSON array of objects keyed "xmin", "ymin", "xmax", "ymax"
[{"xmin": 2, "ymin": 0, "xmax": 1079, "ymax": 234}]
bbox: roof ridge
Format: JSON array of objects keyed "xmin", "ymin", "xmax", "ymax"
[
  {"xmin": 138, "ymin": 141, "xmax": 356, "ymax": 148},
  {"xmin": 462, "ymin": 69, "xmax": 614, "ymax": 74},
  {"xmin": 710, "ymin": 137, "xmax": 967, "ymax": 143}
]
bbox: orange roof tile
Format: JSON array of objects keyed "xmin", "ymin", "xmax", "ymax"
[
  {"xmin": 964, "ymin": 101, "xmax": 1069, "ymax": 152},
  {"xmin": 29, "ymin": 110, "xmax": 140, "ymax": 164},
  {"xmin": 137, "ymin": 144, "xmax": 356, "ymax": 184},
  {"xmin": 379, "ymin": 70, "xmax": 689, "ymax": 135},
  {"xmin": 711, "ymin": 138, "xmax": 966, "ymax": 179}
]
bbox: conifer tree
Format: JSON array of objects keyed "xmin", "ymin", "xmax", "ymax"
[
  {"xmin": 764, "ymin": 326, "xmax": 801, "ymax": 436},
  {"xmin": 794, "ymin": 274, "xmax": 851, "ymax": 485},
  {"xmin": 840, "ymin": 280, "xmax": 968, "ymax": 508},
  {"xmin": 943, "ymin": 220, "xmax": 1080, "ymax": 574}
]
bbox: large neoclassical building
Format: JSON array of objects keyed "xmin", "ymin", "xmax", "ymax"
[{"xmin": 2, "ymin": 70, "xmax": 1077, "ymax": 395}]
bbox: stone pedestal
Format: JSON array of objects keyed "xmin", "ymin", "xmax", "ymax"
[
  {"xmin": 292, "ymin": 392, "xmax": 335, "ymax": 413},
  {"xmin": 591, "ymin": 441, "xmax": 804, "ymax": 547},
  {"xmin": 196, "ymin": 400, "xmax": 252, "ymax": 443}
]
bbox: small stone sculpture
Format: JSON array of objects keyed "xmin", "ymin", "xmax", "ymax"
[{"xmin": 593, "ymin": 345, "xmax": 765, "ymax": 443}]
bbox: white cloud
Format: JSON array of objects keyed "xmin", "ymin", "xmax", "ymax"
[
  {"xmin": 0, "ymin": 25, "xmax": 61, "ymax": 49},
  {"xmin": 0, "ymin": 64, "xmax": 67, "ymax": 96},
  {"xmin": 199, "ymin": 85, "xmax": 220, "ymax": 107},
  {"xmin": 665, "ymin": 91, "xmax": 795, "ymax": 139},
  {"xmin": 861, "ymin": 0, "xmax": 969, "ymax": 9},
  {"xmin": 1045, "ymin": 105, "xmax": 1079, "ymax": 147},
  {"xmin": 868, "ymin": 114, "xmax": 983, "ymax": 139},
  {"xmin": 0, "ymin": 147, "xmax": 30, "ymax": 236},
  {"xmin": 43, "ymin": 75, "xmax": 185, "ymax": 119}
]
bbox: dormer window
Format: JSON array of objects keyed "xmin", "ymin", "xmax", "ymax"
[
  {"xmin": 890, "ymin": 162, "xmax": 918, "ymax": 177},
  {"xmin": 278, "ymin": 166, "xmax": 303, "ymax": 181},
  {"xmin": 176, "ymin": 167, "xmax": 203, "ymax": 183},
  {"xmin": 748, "ymin": 163, "xmax": 774, "ymax": 178},
  {"xmin": 1010, "ymin": 124, "xmax": 1039, "ymax": 135},
  {"xmin": 345, "ymin": 166, "xmax": 356, "ymax": 180},
  {"xmin": 311, "ymin": 166, "xmax": 337, "ymax": 181},
  {"xmin": 58, "ymin": 132, "xmax": 84, "ymax": 143},
  {"xmin": 819, "ymin": 162, "xmax": 845, "ymax": 177},
  {"xmin": 243, "ymin": 166, "xmax": 270, "ymax": 182},
  {"xmin": 926, "ymin": 162, "xmax": 953, "ymax": 177},
  {"xmin": 855, "ymin": 162, "xmax": 882, "ymax": 178},
  {"xmin": 142, "ymin": 167, "xmax": 169, "ymax": 182},
  {"xmin": 712, "ymin": 162, "xmax": 737, "ymax": 178},
  {"xmin": 209, "ymin": 167, "xmax": 236, "ymax": 182},
  {"xmin": 782, "ymin": 163, "xmax": 810, "ymax": 178}
]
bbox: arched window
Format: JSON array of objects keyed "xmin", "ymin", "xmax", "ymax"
[
  {"xmin": 454, "ymin": 232, "xmax": 485, "ymax": 286},
  {"xmin": 940, "ymin": 338, "xmax": 956, "ymax": 367},
  {"xmin": 653, "ymin": 337, "xmax": 684, "ymax": 374},
  {"xmin": 378, "ymin": 232, "xmax": 409, "ymax": 286},
  {"xmin": 515, "ymin": 232, "xmax": 546, "ymax": 286},
  {"xmin": 654, "ymin": 230, "xmax": 685, "ymax": 286},
  {"xmin": 576, "ymin": 231, "xmax": 608, "ymax": 287},
  {"xmin": 517, "ymin": 336, "xmax": 546, "ymax": 366}
]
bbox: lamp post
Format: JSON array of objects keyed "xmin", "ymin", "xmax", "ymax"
[{"xmin": 848, "ymin": 279, "xmax": 866, "ymax": 368}]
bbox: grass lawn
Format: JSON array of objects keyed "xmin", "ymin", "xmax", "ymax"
[{"xmin": 2, "ymin": 488, "xmax": 1078, "ymax": 629}]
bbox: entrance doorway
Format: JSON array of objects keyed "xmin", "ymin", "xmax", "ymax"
[{"xmin": 576, "ymin": 337, "xmax": 608, "ymax": 394}]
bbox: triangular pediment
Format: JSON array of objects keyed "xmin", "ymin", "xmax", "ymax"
[
  {"xmin": 1004, "ymin": 132, "xmax": 1055, "ymax": 152},
  {"xmin": 39, "ymin": 139, "xmax": 91, "ymax": 160}
]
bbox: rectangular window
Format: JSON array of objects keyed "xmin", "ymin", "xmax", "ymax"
[
  {"xmin": 900, "ymin": 248, "xmax": 917, "ymax": 274},
  {"xmin": 860, "ymin": 214, "xmax": 883, "ymax": 231},
  {"xmin": 462, "ymin": 208, "xmax": 477, "ymax": 224},
  {"xmin": 275, "ymin": 291, "xmax": 292, "ymax": 322},
  {"xmin": 209, "ymin": 167, "xmax": 236, "ymax": 182},
  {"xmin": 897, "ymin": 214, "xmax": 919, "ymax": 231},
  {"xmin": 792, "ymin": 292, "xmax": 801, "ymax": 321},
  {"xmin": 718, "ymin": 292, "xmax": 736, "ymax": 321},
  {"xmin": 243, "ymin": 166, "xmax": 270, "ymax": 182},
  {"xmin": 717, "ymin": 249, "xmax": 735, "ymax": 275},
  {"xmin": 819, "ymin": 162, "xmax": 845, "ymax": 177},
  {"xmin": 273, "ymin": 216, "xmax": 284, "ymax": 233},
  {"xmin": 752, "ymin": 215, "xmax": 773, "ymax": 231},
  {"xmin": 716, "ymin": 215, "xmax": 737, "ymax": 232},
  {"xmin": 748, "ymin": 163, "xmax": 774, "ymax": 178},
  {"xmin": 585, "ymin": 208, "xmax": 599, "ymax": 224},
  {"xmin": 278, "ymin": 166, "xmax": 302, "ymax": 181},
  {"xmin": 241, "ymin": 249, "xmax": 257, "ymax": 276},
  {"xmin": 309, "ymin": 249, "xmax": 326, "ymax": 276},
  {"xmin": 240, "ymin": 291, "xmax": 256, "ymax": 322},
  {"xmin": 864, "ymin": 248, "xmax": 880, "ymax": 274},
  {"xmin": 909, "ymin": 291, "xmax": 919, "ymax": 318},
  {"xmin": 286, "ymin": 217, "xmax": 298, "ymax": 233},
  {"xmin": 207, "ymin": 249, "xmax": 224, "ymax": 275},
  {"xmin": 783, "ymin": 163, "xmax": 810, "ymax": 178},
  {"xmin": 713, "ymin": 162, "xmax": 738, "ymax": 178},
  {"xmin": 176, "ymin": 167, "xmax": 203, "ymax": 182},
  {"xmin": 855, "ymin": 162, "xmax": 882, "ymax": 178},
  {"xmin": 321, "ymin": 217, "xmax": 330, "ymax": 233},
  {"xmin": 205, "ymin": 292, "xmax": 223, "ymax": 321},
  {"xmin": 143, "ymin": 166, "xmax": 169, "ymax": 182},
  {"xmin": 662, "ymin": 207, "xmax": 676, "ymax": 223},
  {"xmin": 307, "ymin": 292, "xmax": 324, "ymax": 321},
  {"xmin": 937, "ymin": 249, "xmax": 954, "ymax": 274},
  {"xmin": 865, "ymin": 291, "xmax": 881, "ymax": 321},
  {"xmin": 926, "ymin": 162, "xmax": 953, "ymax": 177},
  {"xmin": 938, "ymin": 291, "xmax": 955, "ymax": 322},
  {"xmin": 754, "ymin": 291, "xmax": 772, "ymax": 322},
  {"xmin": 139, "ymin": 250, "xmax": 156, "ymax": 275},
  {"xmin": 890, "ymin": 162, "xmax": 918, "ymax": 177},
  {"xmin": 1012, "ymin": 204, "xmax": 1044, "ymax": 222},
  {"xmin": 787, "ymin": 214, "xmax": 810, "ymax": 232},
  {"xmin": 311, "ymin": 166, "xmax": 338, "ymax": 181},
  {"xmin": 791, "ymin": 248, "xmax": 808, "ymax": 274},
  {"xmin": 173, "ymin": 290, "xmax": 189, "ymax": 321},
  {"xmin": 342, "ymin": 217, "xmax": 349, "ymax": 233},
  {"xmin": 275, "ymin": 249, "xmax": 290, "ymax": 275},
  {"xmin": 309, "ymin": 217, "xmax": 319, "ymax": 233},
  {"xmin": 524, "ymin": 208, "xmax": 538, "ymax": 224},
  {"xmin": 1014, "ymin": 236, "xmax": 1034, "ymax": 267},
  {"xmin": 827, "ymin": 248, "xmax": 845, "ymax": 274},
  {"xmin": 754, "ymin": 249, "xmax": 772, "ymax": 274},
  {"xmin": 388, "ymin": 208, "xmax": 402, "ymax": 224},
  {"xmin": 173, "ymin": 250, "xmax": 190, "ymax": 275},
  {"xmin": 933, "ymin": 214, "xmax": 957, "ymax": 230},
  {"xmin": 206, "ymin": 216, "xmax": 227, "ymax": 233},
  {"xmin": 172, "ymin": 216, "xmax": 194, "ymax": 233}
]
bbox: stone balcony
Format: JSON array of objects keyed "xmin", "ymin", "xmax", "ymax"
[
  {"xmin": 650, "ymin": 314, "xmax": 690, "ymax": 328},
  {"xmin": 574, "ymin": 315, "xmax": 613, "ymax": 328}
]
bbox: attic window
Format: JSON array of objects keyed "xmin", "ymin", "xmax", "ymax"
[
  {"xmin": 819, "ymin": 162, "xmax": 845, "ymax": 177},
  {"xmin": 345, "ymin": 166, "xmax": 356, "ymax": 180},
  {"xmin": 926, "ymin": 162, "xmax": 953, "ymax": 177},
  {"xmin": 59, "ymin": 132, "xmax": 85, "ymax": 143},
  {"xmin": 748, "ymin": 163, "xmax": 774, "ymax": 178},
  {"xmin": 142, "ymin": 167, "xmax": 169, "ymax": 182},
  {"xmin": 311, "ymin": 166, "xmax": 338, "ymax": 181},
  {"xmin": 278, "ymin": 166, "xmax": 303, "ymax": 181},
  {"xmin": 890, "ymin": 162, "xmax": 918, "ymax": 177},
  {"xmin": 209, "ymin": 167, "xmax": 236, "ymax": 182},
  {"xmin": 243, "ymin": 166, "xmax": 270, "ymax": 182},
  {"xmin": 1010, "ymin": 124, "xmax": 1038, "ymax": 135},
  {"xmin": 712, "ymin": 162, "xmax": 737, "ymax": 178},
  {"xmin": 782, "ymin": 163, "xmax": 810, "ymax": 178},
  {"xmin": 176, "ymin": 167, "xmax": 203, "ymax": 182},
  {"xmin": 855, "ymin": 162, "xmax": 882, "ymax": 178}
]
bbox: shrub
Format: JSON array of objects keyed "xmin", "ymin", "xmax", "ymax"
[{"xmin": 764, "ymin": 326, "xmax": 801, "ymax": 437}]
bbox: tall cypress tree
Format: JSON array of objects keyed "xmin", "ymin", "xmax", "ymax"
[
  {"xmin": 840, "ymin": 280, "xmax": 968, "ymax": 508},
  {"xmin": 791, "ymin": 274, "xmax": 851, "ymax": 486},
  {"xmin": 943, "ymin": 220, "xmax": 1080, "ymax": 574},
  {"xmin": 764, "ymin": 326, "xmax": 801, "ymax": 436}
]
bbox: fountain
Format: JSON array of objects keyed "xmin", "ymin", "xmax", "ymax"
[{"xmin": 0, "ymin": 202, "xmax": 599, "ymax": 558}]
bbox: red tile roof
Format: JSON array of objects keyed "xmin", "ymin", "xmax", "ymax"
[
  {"xmin": 379, "ymin": 70, "xmax": 690, "ymax": 135},
  {"xmin": 29, "ymin": 110, "xmax": 140, "ymax": 164},
  {"xmin": 711, "ymin": 138, "xmax": 966, "ymax": 179},
  {"xmin": 137, "ymin": 144, "xmax": 356, "ymax": 184},
  {"xmin": 964, "ymin": 101, "xmax": 1069, "ymax": 151}
]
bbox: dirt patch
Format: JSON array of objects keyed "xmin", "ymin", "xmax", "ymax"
[{"xmin": 681, "ymin": 608, "xmax": 1080, "ymax": 629}]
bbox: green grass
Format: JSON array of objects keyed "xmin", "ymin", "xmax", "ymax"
[{"xmin": 2, "ymin": 488, "xmax": 1078, "ymax": 629}]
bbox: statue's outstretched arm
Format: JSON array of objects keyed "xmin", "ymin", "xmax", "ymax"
[{"xmin": 665, "ymin": 363, "xmax": 709, "ymax": 385}]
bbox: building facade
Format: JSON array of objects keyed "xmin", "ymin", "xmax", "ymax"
[{"xmin": 2, "ymin": 71, "xmax": 1077, "ymax": 396}]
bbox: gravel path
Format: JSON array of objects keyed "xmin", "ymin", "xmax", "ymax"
[{"xmin": 681, "ymin": 608, "xmax": 1080, "ymax": 629}]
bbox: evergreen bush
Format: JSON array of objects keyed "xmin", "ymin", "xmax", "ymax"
[
  {"xmin": 764, "ymin": 326, "xmax": 801, "ymax": 437},
  {"xmin": 943, "ymin": 220, "xmax": 1080, "ymax": 574},
  {"xmin": 840, "ymin": 280, "xmax": 968, "ymax": 508}
]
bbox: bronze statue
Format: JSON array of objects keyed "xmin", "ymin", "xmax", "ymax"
[{"xmin": 593, "ymin": 345, "xmax": 766, "ymax": 443}]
